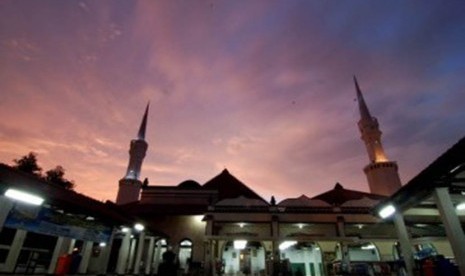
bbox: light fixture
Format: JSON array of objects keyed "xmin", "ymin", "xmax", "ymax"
[
  {"xmin": 378, "ymin": 204, "xmax": 396, "ymax": 219},
  {"xmin": 121, "ymin": 227, "xmax": 130, "ymax": 233},
  {"xmin": 134, "ymin": 223, "xmax": 144, "ymax": 231},
  {"xmin": 5, "ymin": 188, "xmax": 44, "ymax": 206},
  {"xmin": 279, "ymin": 241, "xmax": 297, "ymax": 250},
  {"xmin": 234, "ymin": 240, "xmax": 247, "ymax": 249},
  {"xmin": 99, "ymin": 242, "xmax": 106, "ymax": 247},
  {"xmin": 456, "ymin": 202, "xmax": 465, "ymax": 211},
  {"xmin": 239, "ymin": 223, "xmax": 245, "ymax": 228},
  {"xmin": 361, "ymin": 244, "xmax": 376, "ymax": 250},
  {"xmin": 298, "ymin": 223, "xmax": 303, "ymax": 229}
]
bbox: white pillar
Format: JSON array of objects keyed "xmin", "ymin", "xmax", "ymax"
[
  {"xmin": 68, "ymin": 239, "xmax": 76, "ymax": 253},
  {"xmin": 433, "ymin": 187, "xmax": 465, "ymax": 276},
  {"xmin": 78, "ymin": 241, "xmax": 94, "ymax": 274},
  {"xmin": 127, "ymin": 237, "xmax": 137, "ymax": 272},
  {"xmin": 393, "ymin": 213, "xmax": 414, "ymax": 276},
  {"xmin": 47, "ymin": 236, "xmax": 72, "ymax": 274},
  {"xmin": 3, "ymin": 229, "xmax": 27, "ymax": 273},
  {"xmin": 153, "ymin": 240, "xmax": 162, "ymax": 274},
  {"xmin": 133, "ymin": 231, "xmax": 146, "ymax": 274},
  {"xmin": 336, "ymin": 216, "xmax": 350, "ymax": 273},
  {"xmin": 116, "ymin": 231, "xmax": 132, "ymax": 274},
  {"xmin": 0, "ymin": 196, "xmax": 14, "ymax": 231},
  {"xmin": 145, "ymin": 236, "xmax": 155, "ymax": 275},
  {"xmin": 98, "ymin": 229, "xmax": 116, "ymax": 274}
]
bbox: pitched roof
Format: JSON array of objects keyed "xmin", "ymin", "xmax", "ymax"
[
  {"xmin": 313, "ymin": 183, "xmax": 386, "ymax": 206},
  {"xmin": 279, "ymin": 195, "xmax": 331, "ymax": 207},
  {"xmin": 202, "ymin": 169, "xmax": 267, "ymax": 203}
]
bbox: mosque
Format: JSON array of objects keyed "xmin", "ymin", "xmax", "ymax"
[{"xmin": 0, "ymin": 78, "xmax": 464, "ymax": 275}]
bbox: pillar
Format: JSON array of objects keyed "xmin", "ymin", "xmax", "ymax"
[
  {"xmin": 336, "ymin": 216, "xmax": 350, "ymax": 272},
  {"xmin": 393, "ymin": 213, "xmax": 414, "ymax": 276},
  {"xmin": 433, "ymin": 187, "xmax": 465, "ymax": 276},
  {"xmin": 97, "ymin": 229, "xmax": 116, "ymax": 274},
  {"xmin": 145, "ymin": 236, "xmax": 155, "ymax": 275},
  {"xmin": 3, "ymin": 229, "xmax": 27, "ymax": 273},
  {"xmin": 153, "ymin": 240, "xmax": 163, "ymax": 274},
  {"xmin": 78, "ymin": 241, "xmax": 94, "ymax": 274},
  {"xmin": 133, "ymin": 231, "xmax": 146, "ymax": 274},
  {"xmin": 68, "ymin": 239, "xmax": 76, "ymax": 253},
  {"xmin": 0, "ymin": 196, "xmax": 14, "ymax": 231},
  {"xmin": 47, "ymin": 236, "xmax": 72, "ymax": 274},
  {"xmin": 127, "ymin": 237, "xmax": 137, "ymax": 272},
  {"xmin": 116, "ymin": 230, "xmax": 132, "ymax": 274}
]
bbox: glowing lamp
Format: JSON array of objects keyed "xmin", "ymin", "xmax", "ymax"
[
  {"xmin": 234, "ymin": 240, "xmax": 247, "ymax": 249},
  {"xmin": 279, "ymin": 241, "xmax": 297, "ymax": 250},
  {"xmin": 5, "ymin": 188, "xmax": 44, "ymax": 206},
  {"xmin": 378, "ymin": 204, "xmax": 396, "ymax": 219},
  {"xmin": 134, "ymin": 223, "xmax": 145, "ymax": 231},
  {"xmin": 456, "ymin": 202, "xmax": 465, "ymax": 211}
]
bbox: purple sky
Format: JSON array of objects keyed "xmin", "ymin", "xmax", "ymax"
[{"xmin": 1, "ymin": 1, "xmax": 464, "ymax": 202}]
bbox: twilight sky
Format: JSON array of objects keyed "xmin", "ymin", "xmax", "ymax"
[{"xmin": 1, "ymin": 1, "xmax": 464, "ymax": 202}]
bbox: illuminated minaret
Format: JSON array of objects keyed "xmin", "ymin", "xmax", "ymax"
[
  {"xmin": 116, "ymin": 103, "xmax": 149, "ymax": 204},
  {"xmin": 354, "ymin": 77, "xmax": 402, "ymax": 196}
]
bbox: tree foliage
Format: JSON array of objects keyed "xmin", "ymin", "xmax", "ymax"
[
  {"xmin": 13, "ymin": 152, "xmax": 42, "ymax": 176},
  {"xmin": 45, "ymin": 166, "xmax": 75, "ymax": 190},
  {"xmin": 13, "ymin": 152, "xmax": 75, "ymax": 190}
]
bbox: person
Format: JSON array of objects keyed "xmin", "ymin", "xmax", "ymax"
[{"xmin": 158, "ymin": 249, "xmax": 178, "ymax": 276}]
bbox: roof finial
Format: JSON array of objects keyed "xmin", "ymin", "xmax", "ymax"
[
  {"xmin": 137, "ymin": 102, "xmax": 150, "ymax": 140},
  {"xmin": 353, "ymin": 76, "xmax": 372, "ymax": 120}
]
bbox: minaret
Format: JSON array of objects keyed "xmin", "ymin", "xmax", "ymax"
[
  {"xmin": 116, "ymin": 103, "xmax": 149, "ymax": 204},
  {"xmin": 354, "ymin": 77, "xmax": 402, "ymax": 196}
]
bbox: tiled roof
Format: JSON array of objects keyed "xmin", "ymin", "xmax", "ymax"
[
  {"xmin": 313, "ymin": 183, "xmax": 386, "ymax": 206},
  {"xmin": 202, "ymin": 169, "xmax": 267, "ymax": 203}
]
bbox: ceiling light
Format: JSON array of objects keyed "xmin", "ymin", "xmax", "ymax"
[
  {"xmin": 134, "ymin": 223, "xmax": 144, "ymax": 231},
  {"xmin": 234, "ymin": 240, "xmax": 247, "ymax": 249},
  {"xmin": 279, "ymin": 241, "xmax": 297, "ymax": 251},
  {"xmin": 456, "ymin": 202, "xmax": 465, "ymax": 211},
  {"xmin": 378, "ymin": 204, "xmax": 396, "ymax": 219},
  {"xmin": 5, "ymin": 188, "xmax": 44, "ymax": 206}
]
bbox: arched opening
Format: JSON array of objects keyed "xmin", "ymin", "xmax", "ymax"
[
  {"xmin": 279, "ymin": 241, "xmax": 323, "ymax": 276},
  {"xmin": 153, "ymin": 239, "xmax": 168, "ymax": 274},
  {"xmin": 178, "ymin": 239, "xmax": 193, "ymax": 273},
  {"xmin": 221, "ymin": 240, "xmax": 266, "ymax": 275}
]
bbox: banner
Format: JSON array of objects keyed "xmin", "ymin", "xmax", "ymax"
[{"xmin": 4, "ymin": 204, "xmax": 112, "ymax": 243}]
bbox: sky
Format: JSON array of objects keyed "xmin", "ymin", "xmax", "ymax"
[{"xmin": 1, "ymin": 1, "xmax": 464, "ymax": 203}]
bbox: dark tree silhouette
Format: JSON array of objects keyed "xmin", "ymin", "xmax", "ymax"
[
  {"xmin": 45, "ymin": 166, "xmax": 75, "ymax": 190},
  {"xmin": 13, "ymin": 152, "xmax": 42, "ymax": 176}
]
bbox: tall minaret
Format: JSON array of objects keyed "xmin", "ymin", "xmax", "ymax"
[
  {"xmin": 354, "ymin": 77, "xmax": 402, "ymax": 196},
  {"xmin": 116, "ymin": 103, "xmax": 149, "ymax": 204}
]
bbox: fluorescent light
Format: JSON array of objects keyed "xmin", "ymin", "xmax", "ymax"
[
  {"xmin": 121, "ymin": 227, "xmax": 130, "ymax": 233},
  {"xmin": 361, "ymin": 244, "xmax": 376, "ymax": 250},
  {"xmin": 457, "ymin": 202, "xmax": 465, "ymax": 211},
  {"xmin": 99, "ymin": 242, "xmax": 106, "ymax": 247},
  {"xmin": 234, "ymin": 240, "xmax": 247, "ymax": 249},
  {"xmin": 134, "ymin": 223, "xmax": 144, "ymax": 231},
  {"xmin": 378, "ymin": 204, "xmax": 396, "ymax": 219},
  {"xmin": 279, "ymin": 241, "xmax": 297, "ymax": 250},
  {"xmin": 5, "ymin": 188, "xmax": 44, "ymax": 206}
]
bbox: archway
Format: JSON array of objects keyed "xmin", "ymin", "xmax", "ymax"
[
  {"xmin": 279, "ymin": 241, "xmax": 323, "ymax": 276},
  {"xmin": 221, "ymin": 240, "xmax": 266, "ymax": 275}
]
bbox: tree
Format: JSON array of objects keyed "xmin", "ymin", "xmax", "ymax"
[
  {"xmin": 45, "ymin": 166, "xmax": 75, "ymax": 190},
  {"xmin": 13, "ymin": 152, "xmax": 42, "ymax": 176}
]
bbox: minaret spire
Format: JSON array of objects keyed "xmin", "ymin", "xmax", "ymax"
[
  {"xmin": 353, "ymin": 77, "xmax": 402, "ymax": 196},
  {"xmin": 354, "ymin": 76, "xmax": 372, "ymax": 120},
  {"xmin": 137, "ymin": 102, "xmax": 149, "ymax": 140},
  {"xmin": 116, "ymin": 103, "xmax": 150, "ymax": 204}
]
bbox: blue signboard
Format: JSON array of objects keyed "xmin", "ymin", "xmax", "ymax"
[{"xmin": 4, "ymin": 204, "xmax": 112, "ymax": 243}]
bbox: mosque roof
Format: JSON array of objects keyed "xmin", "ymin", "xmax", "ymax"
[
  {"xmin": 278, "ymin": 195, "xmax": 331, "ymax": 207},
  {"xmin": 313, "ymin": 183, "xmax": 386, "ymax": 206},
  {"xmin": 202, "ymin": 169, "xmax": 268, "ymax": 203}
]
